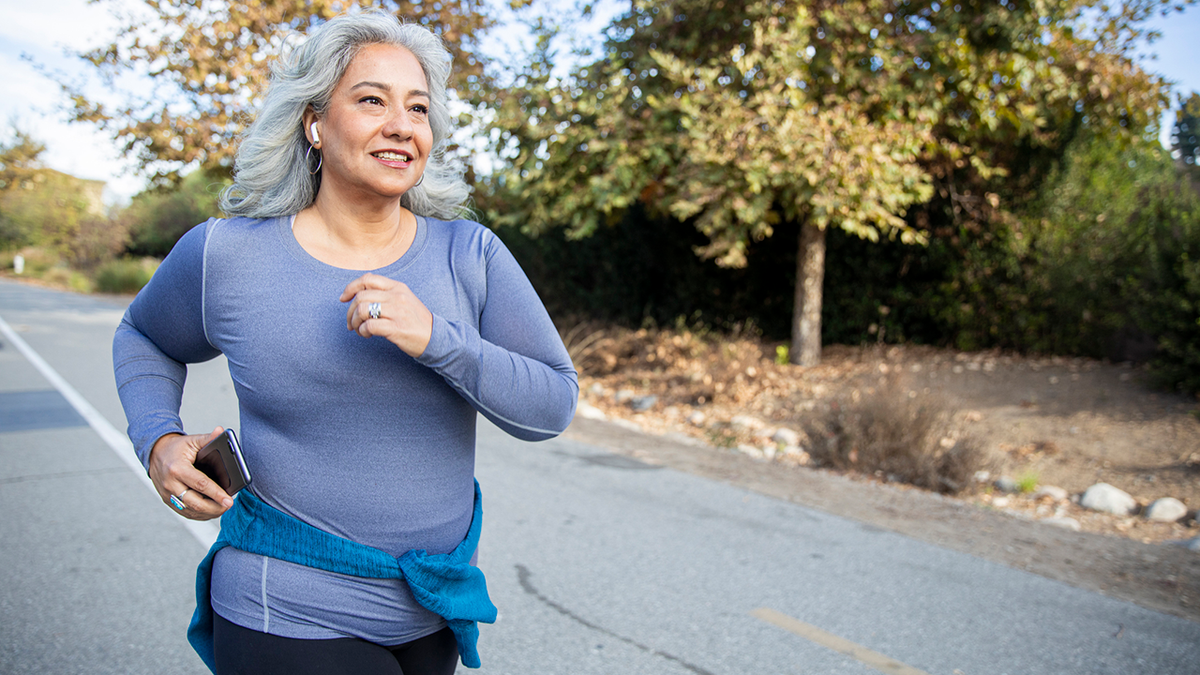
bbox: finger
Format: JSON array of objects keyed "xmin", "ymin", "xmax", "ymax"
[
  {"xmin": 340, "ymin": 273, "xmax": 393, "ymax": 302},
  {"xmin": 349, "ymin": 295, "xmax": 392, "ymax": 333},
  {"xmin": 167, "ymin": 428, "xmax": 233, "ymax": 514},
  {"xmin": 346, "ymin": 292, "xmax": 376, "ymax": 330}
]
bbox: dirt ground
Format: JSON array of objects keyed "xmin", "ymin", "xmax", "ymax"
[{"xmin": 562, "ymin": 326, "xmax": 1200, "ymax": 621}]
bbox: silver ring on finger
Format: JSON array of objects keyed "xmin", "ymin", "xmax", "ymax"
[
  {"xmin": 368, "ymin": 302, "xmax": 382, "ymax": 320},
  {"xmin": 170, "ymin": 488, "xmax": 191, "ymax": 511}
]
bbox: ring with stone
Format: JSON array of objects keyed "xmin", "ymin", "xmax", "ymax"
[
  {"xmin": 170, "ymin": 488, "xmax": 191, "ymax": 511},
  {"xmin": 368, "ymin": 302, "xmax": 382, "ymax": 320}
]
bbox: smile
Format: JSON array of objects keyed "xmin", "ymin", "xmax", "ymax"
[{"xmin": 372, "ymin": 151, "xmax": 413, "ymax": 161}]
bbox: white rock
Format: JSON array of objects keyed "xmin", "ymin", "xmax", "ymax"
[
  {"xmin": 686, "ymin": 411, "xmax": 706, "ymax": 426},
  {"xmin": 1033, "ymin": 485, "xmax": 1069, "ymax": 502},
  {"xmin": 763, "ymin": 446, "xmax": 777, "ymax": 460},
  {"xmin": 994, "ymin": 476, "xmax": 1019, "ymax": 494},
  {"xmin": 611, "ymin": 418, "xmax": 642, "ymax": 433},
  {"xmin": 992, "ymin": 496, "xmax": 1011, "ymax": 508},
  {"xmin": 973, "ymin": 470, "xmax": 991, "ymax": 484},
  {"xmin": 730, "ymin": 415, "xmax": 763, "ymax": 432},
  {"xmin": 753, "ymin": 426, "xmax": 775, "ymax": 440},
  {"xmin": 737, "ymin": 444, "xmax": 764, "ymax": 459},
  {"xmin": 1080, "ymin": 483, "xmax": 1137, "ymax": 516},
  {"xmin": 575, "ymin": 401, "xmax": 607, "ymax": 421},
  {"xmin": 587, "ymin": 383, "xmax": 605, "ymax": 397},
  {"xmin": 772, "ymin": 428, "xmax": 800, "ymax": 446},
  {"xmin": 1041, "ymin": 516, "xmax": 1082, "ymax": 532},
  {"xmin": 614, "ymin": 389, "xmax": 636, "ymax": 403},
  {"xmin": 1144, "ymin": 497, "xmax": 1188, "ymax": 523}
]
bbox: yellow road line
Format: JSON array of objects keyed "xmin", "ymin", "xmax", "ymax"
[{"xmin": 751, "ymin": 607, "xmax": 933, "ymax": 675}]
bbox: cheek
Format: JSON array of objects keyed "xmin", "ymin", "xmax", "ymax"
[{"xmin": 419, "ymin": 128, "xmax": 435, "ymax": 155}]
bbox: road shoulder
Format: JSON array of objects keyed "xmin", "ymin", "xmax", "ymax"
[{"xmin": 564, "ymin": 416, "xmax": 1200, "ymax": 623}]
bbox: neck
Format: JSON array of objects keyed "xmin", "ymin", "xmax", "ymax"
[{"xmin": 293, "ymin": 191, "xmax": 417, "ymax": 270}]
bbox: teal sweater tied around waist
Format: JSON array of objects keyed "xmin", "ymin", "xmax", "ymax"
[{"xmin": 187, "ymin": 480, "xmax": 497, "ymax": 673}]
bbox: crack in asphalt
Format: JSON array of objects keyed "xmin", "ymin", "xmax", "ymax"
[{"xmin": 514, "ymin": 564, "xmax": 718, "ymax": 675}]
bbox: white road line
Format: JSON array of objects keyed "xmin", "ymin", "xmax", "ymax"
[
  {"xmin": 0, "ymin": 313, "xmax": 218, "ymax": 547},
  {"xmin": 751, "ymin": 607, "xmax": 933, "ymax": 675}
]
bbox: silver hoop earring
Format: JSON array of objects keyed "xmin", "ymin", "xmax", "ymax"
[
  {"xmin": 306, "ymin": 144, "xmax": 322, "ymax": 175},
  {"xmin": 413, "ymin": 172, "xmax": 424, "ymax": 188}
]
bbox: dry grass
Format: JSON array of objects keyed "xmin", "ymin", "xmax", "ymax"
[{"xmin": 802, "ymin": 378, "xmax": 986, "ymax": 494}]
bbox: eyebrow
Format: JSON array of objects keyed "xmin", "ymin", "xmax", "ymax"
[{"xmin": 349, "ymin": 81, "xmax": 430, "ymax": 99}]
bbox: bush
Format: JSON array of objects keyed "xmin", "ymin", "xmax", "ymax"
[
  {"xmin": 42, "ymin": 266, "xmax": 93, "ymax": 293},
  {"xmin": 121, "ymin": 169, "xmax": 225, "ymax": 258},
  {"xmin": 94, "ymin": 257, "xmax": 158, "ymax": 294},
  {"xmin": 1020, "ymin": 135, "xmax": 1200, "ymax": 392},
  {"xmin": 6, "ymin": 247, "xmax": 59, "ymax": 276},
  {"xmin": 803, "ymin": 380, "xmax": 986, "ymax": 494}
]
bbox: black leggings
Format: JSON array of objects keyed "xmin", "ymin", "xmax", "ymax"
[{"xmin": 213, "ymin": 612, "xmax": 459, "ymax": 675}]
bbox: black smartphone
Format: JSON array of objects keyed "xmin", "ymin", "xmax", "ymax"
[{"xmin": 195, "ymin": 429, "xmax": 252, "ymax": 496}]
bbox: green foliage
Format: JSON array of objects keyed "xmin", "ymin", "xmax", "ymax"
[
  {"xmin": 0, "ymin": 129, "xmax": 49, "ymax": 249},
  {"xmin": 0, "ymin": 127, "xmax": 125, "ymax": 267},
  {"xmin": 1016, "ymin": 471, "xmax": 1040, "ymax": 494},
  {"xmin": 493, "ymin": 125, "xmax": 1200, "ymax": 393},
  {"xmin": 484, "ymin": 0, "xmax": 1190, "ymax": 364},
  {"xmin": 121, "ymin": 169, "xmax": 227, "ymax": 257},
  {"xmin": 1174, "ymin": 92, "xmax": 1200, "ymax": 169},
  {"xmin": 1021, "ymin": 132, "xmax": 1200, "ymax": 390},
  {"xmin": 94, "ymin": 257, "xmax": 159, "ymax": 295}
]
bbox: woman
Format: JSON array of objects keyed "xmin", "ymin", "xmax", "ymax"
[{"xmin": 113, "ymin": 11, "xmax": 577, "ymax": 675}]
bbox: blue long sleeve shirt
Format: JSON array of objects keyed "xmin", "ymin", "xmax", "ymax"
[{"xmin": 113, "ymin": 215, "xmax": 577, "ymax": 645}]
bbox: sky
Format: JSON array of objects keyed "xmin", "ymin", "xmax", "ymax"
[{"xmin": 1, "ymin": 0, "xmax": 1198, "ymax": 206}]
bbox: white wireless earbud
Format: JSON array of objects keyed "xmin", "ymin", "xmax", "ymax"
[{"xmin": 310, "ymin": 122, "xmax": 321, "ymax": 145}]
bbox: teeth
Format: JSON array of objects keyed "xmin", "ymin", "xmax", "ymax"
[{"xmin": 374, "ymin": 151, "xmax": 411, "ymax": 161}]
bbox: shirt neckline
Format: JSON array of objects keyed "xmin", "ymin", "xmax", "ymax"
[{"xmin": 278, "ymin": 213, "xmax": 430, "ymax": 276}]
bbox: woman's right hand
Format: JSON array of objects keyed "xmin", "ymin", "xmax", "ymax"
[{"xmin": 147, "ymin": 427, "xmax": 235, "ymax": 521}]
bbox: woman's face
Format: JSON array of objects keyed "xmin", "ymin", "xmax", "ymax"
[{"xmin": 310, "ymin": 43, "xmax": 433, "ymax": 204}]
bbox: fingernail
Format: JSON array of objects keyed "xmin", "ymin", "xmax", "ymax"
[{"xmin": 223, "ymin": 498, "xmax": 233, "ymax": 507}]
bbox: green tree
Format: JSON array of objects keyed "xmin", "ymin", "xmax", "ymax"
[
  {"xmin": 0, "ymin": 128, "xmax": 125, "ymax": 267},
  {"xmin": 120, "ymin": 169, "xmax": 228, "ymax": 258},
  {"xmin": 1025, "ymin": 131, "xmax": 1200, "ymax": 391},
  {"xmin": 485, "ymin": 0, "xmax": 1190, "ymax": 365},
  {"xmin": 55, "ymin": 0, "xmax": 513, "ymax": 185},
  {"xmin": 1173, "ymin": 92, "xmax": 1200, "ymax": 170},
  {"xmin": 0, "ymin": 129, "xmax": 48, "ymax": 248}
]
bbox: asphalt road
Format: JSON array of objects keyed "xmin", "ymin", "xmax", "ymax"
[{"xmin": 1, "ymin": 278, "xmax": 1198, "ymax": 675}]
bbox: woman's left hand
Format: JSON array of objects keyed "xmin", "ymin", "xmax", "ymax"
[{"xmin": 341, "ymin": 273, "xmax": 433, "ymax": 357}]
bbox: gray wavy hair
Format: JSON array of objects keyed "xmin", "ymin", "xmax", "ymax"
[{"xmin": 220, "ymin": 10, "xmax": 469, "ymax": 219}]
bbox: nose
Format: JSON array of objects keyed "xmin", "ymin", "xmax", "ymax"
[{"xmin": 382, "ymin": 108, "xmax": 414, "ymax": 140}]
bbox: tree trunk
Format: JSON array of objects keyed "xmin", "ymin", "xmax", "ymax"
[{"xmin": 791, "ymin": 219, "xmax": 826, "ymax": 366}]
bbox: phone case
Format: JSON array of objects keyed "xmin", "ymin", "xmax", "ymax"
[{"xmin": 194, "ymin": 429, "xmax": 252, "ymax": 495}]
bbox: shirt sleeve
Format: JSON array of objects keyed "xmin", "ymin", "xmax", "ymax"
[
  {"xmin": 416, "ymin": 232, "xmax": 578, "ymax": 441},
  {"xmin": 112, "ymin": 220, "xmax": 222, "ymax": 469}
]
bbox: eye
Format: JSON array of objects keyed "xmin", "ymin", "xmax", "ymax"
[
  {"xmin": 410, "ymin": 103, "xmax": 430, "ymax": 116},
  {"xmin": 359, "ymin": 95, "xmax": 384, "ymax": 106}
]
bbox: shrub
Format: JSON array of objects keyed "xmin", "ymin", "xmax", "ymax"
[
  {"xmin": 10, "ymin": 247, "xmax": 59, "ymax": 276},
  {"xmin": 1015, "ymin": 471, "xmax": 1040, "ymax": 493},
  {"xmin": 94, "ymin": 257, "xmax": 158, "ymax": 294},
  {"xmin": 803, "ymin": 380, "xmax": 985, "ymax": 494}
]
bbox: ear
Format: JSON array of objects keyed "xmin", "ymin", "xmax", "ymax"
[{"xmin": 302, "ymin": 109, "xmax": 321, "ymax": 147}]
